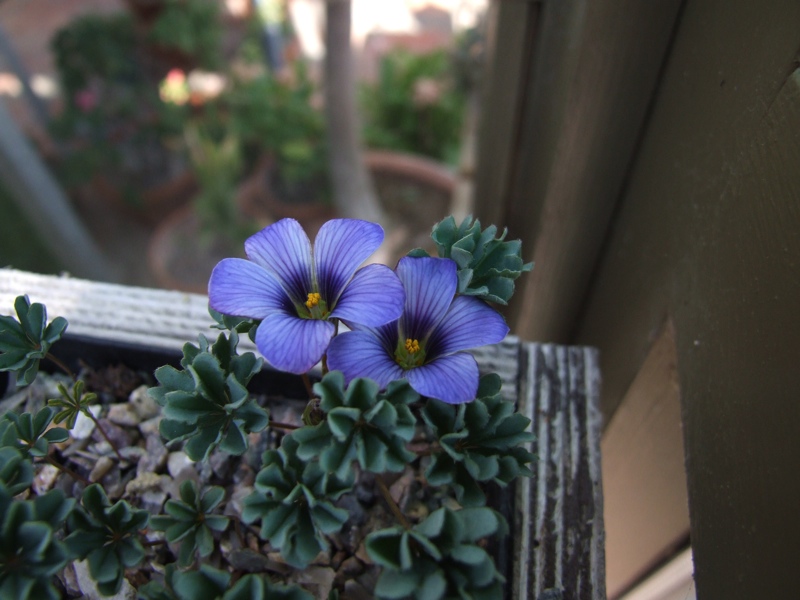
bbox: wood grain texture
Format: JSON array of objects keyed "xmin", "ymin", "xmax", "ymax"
[
  {"xmin": 0, "ymin": 269, "xmax": 606, "ymax": 598},
  {"xmin": 515, "ymin": 343, "xmax": 605, "ymax": 600}
]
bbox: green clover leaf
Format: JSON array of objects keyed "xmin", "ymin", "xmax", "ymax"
[
  {"xmin": 149, "ymin": 480, "xmax": 229, "ymax": 567},
  {"xmin": 0, "ymin": 296, "xmax": 68, "ymax": 386},
  {"xmin": 422, "ymin": 374, "xmax": 536, "ymax": 506}
]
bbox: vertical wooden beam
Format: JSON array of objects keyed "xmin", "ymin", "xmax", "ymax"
[
  {"xmin": 473, "ymin": 0, "xmax": 538, "ymax": 228},
  {"xmin": 475, "ymin": 0, "xmax": 683, "ymax": 343},
  {"xmin": 575, "ymin": 0, "xmax": 800, "ymax": 594}
]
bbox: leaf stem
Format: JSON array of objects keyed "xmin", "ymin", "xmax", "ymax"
[
  {"xmin": 301, "ymin": 373, "xmax": 315, "ymax": 400},
  {"xmin": 84, "ymin": 409, "xmax": 124, "ymax": 461},
  {"xmin": 269, "ymin": 420, "xmax": 299, "ymax": 431},
  {"xmin": 44, "ymin": 455, "xmax": 90, "ymax": 485},
  {"xmin": 45, "ymin": 353, "xmax": 74, "ymax": 379},
  {"xmin": 407, "ymin": 441, "xmax": 440, "ymax": 457},
  {"xmin": 377, "ymin": 476, "xmax": 411, "ymax": 530}
]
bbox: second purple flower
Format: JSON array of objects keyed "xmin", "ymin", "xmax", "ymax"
[
  {"xmin": 327, "ymin": 256, "xmax": 509, "ymax": 404},
  {"xmin": 208, "ymin": 218, "xmax": 405, "ymax": 374}
]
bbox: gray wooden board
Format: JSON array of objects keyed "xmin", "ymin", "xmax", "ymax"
[
  {"xmin": 0, "ymin": 268, "xmax": 605, "ymax": 598},
  {"xmin": 515, "ymin": 344, "xmax": 605, "ymax": 600}
]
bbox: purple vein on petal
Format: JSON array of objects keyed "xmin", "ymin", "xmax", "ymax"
[
  {"xmin": 245, "ymin": 219, "xmax": 313, "ymax": 304},
  {"xmin": 405, "ymin": 352, "xmax": 480, "ymax": 404},
  {"xmin": 326, "ymin": 331, "xmax": 404, "ymax": 389},
  {"xmin": 396, "ymin": 256, "xmax": 458, "ymax": 342},
  {"xmin": 208, "ymin": 258, "xmax": 293, "ymax": 319},
  {"xmin": 314, "ymin": 219, "xmax": 384, "ymax": 304},
  {"xmin": 255, "ymin": 313, "xmax": 335, "ymax": 374},
  {"xmin": 426, "ymin": 295, "xmax": 509, "ymax": 358},
  {"xmin": 331, "ymin": 264, "xmax": 404, "ymax": 327}
]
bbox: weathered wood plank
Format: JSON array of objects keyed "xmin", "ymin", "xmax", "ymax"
[
  {"xmin": 0, "ymin": 268, "xmax": 604, "ymax": 598},
  {"xmin": 515, "ymin": 343, "xmax": 605, "ymax": 600}
]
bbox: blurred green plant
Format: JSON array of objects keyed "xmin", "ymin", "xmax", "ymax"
[
  {"xmin": 49, "ymin": 12, "xmax": 188, "ymax": 197},
  {"xmin": 360, "ymin": 49, "xmax": 466, "ymax": 164},
  {"xmin": 147, "ymin": 0, "xmax": 223, "ymax": 70},
  {"xmin": 185, "ymin": 124, "xmax": 255, "ymax": 245},
  {"xmin": 229, "ymin": 63, "xmax": 330, "ymax": 204},
  {"xmin": 0, "ymin": 486, "xmax": 74, "ymax": 600}
]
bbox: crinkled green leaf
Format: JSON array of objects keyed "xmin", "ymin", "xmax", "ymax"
[
  {"xmin": 0, "ymin": 296, "xmax": 68, "ymax": 386},
  {"xmin": 429, "ymin": 216, "xmax": 532, "ymax": 304},
  {"xmin": 150, "ymin": 333, "xmax": 267, "ymax": 458},
  {"xmin": 244, "ymin": 434, "xmax": 352, "ymax": 568},
  {"xmin": 369, "ymin": 507, "xmax": 506, "ymax": 600}
]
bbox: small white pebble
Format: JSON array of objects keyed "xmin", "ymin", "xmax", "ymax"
[
  {"xmin": 32, "ymin": 464, "xmax": 59, "ymax": 494},
  {"xmin": 71, "ymin": 405, "xmax": 102, "ymax": 440},
  {"xmin": 107, "ymin": 403, "xmax": 140, "ymax": 427},
  {"xmin": 167, "ymin": 451, "xmax": 194, "ymax": 479},
  {"xmin": 89, "ymin": 456, "xmax": 114, "ymax": 483}
]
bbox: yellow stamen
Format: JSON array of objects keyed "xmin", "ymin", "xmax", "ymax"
[
  {"xmin": 305, "ymin": 292, "xmax": 321, "ymax": 309},
  {"xmin": 405, "ymin": 338, "xmax": 420, "ymax": 354}
]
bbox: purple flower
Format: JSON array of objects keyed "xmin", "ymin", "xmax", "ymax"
[
  {"xmin": 327, "ymin": 256, "xmax": 509, "ymax": 404},
  {"xmin": 208, "ymin": 218, "xmax": 405, "ymax": 374}
]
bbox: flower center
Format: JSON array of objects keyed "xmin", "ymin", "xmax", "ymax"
[
  {"xmin": 395, "ymin": 337, "xmax": 425, "ymax": 369},
  {"xmin": 303, "ymin": 292, "xmax": 329, "ymax": 320},
  {"xmin": 305, "ymin": 292, "xmax": 321, "ymax": 309}
]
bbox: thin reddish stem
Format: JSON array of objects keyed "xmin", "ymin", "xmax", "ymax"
[
  {"xmin": 85, "ymin": 410, "xmax": 124, "ymax": 461},
  {"xmin": 44, "ymin": 455, "xmax": 90, "ymax": 485},
  {"xmin": 377, "ymin": 476, "xmax": 411, "ymax": 530},
  {"xmin": 45, "ymin": 353, "xmax": 74, "ymax": 379}
]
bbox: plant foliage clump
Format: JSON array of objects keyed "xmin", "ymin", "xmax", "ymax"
[
  {"xmin": 150, "ymin": 480, "xmax": 229, "ymax": 566},
  {"xmin": 367, "ymin": 506, "xmax": 508, "ymax": 599},
  {"xmin": 0, "ymin": 295, "xmax": 68, "ymax": 385},
  {"xmin": 2, "ymin": 406, "xmax": 69, "ymax": 460},
  {"xmin": 65, "ymin": 484, "xmax": 150, "ymax": 596},
  {"xmin": 139, "ymin": 564, "xmax": 313, "ymax": 600},
  {"xmin": 0, "ymin": 486, "xmax": 74, "ymax": 600},
  {"xmin": 422, "ymin": 374, "xmax": 536, "ymax": 506},
  {"xmin": 411, "ymin": 216, "xmax": 533, "ymax": 304},
  {"xmin": 293, "ymin": 373, "xmax": 418, "ymax": 478},
  {"xmin": 242, "ymin": 435, "xmax": 353, "ymax": 568},
  {"xmin": 150, "ymin": 331, "xmax": 269, "ymax": 460}
]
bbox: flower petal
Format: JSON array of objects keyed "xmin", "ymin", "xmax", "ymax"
[
  {"xmin": 255, "ymin": 313, "xmax": 335, "ymax": 374},
  {"xmin": 326, "ymin": 331, "xmax": 404, "ymax": 389},
  {"xmin": 208, "ymin": 259, "xmax": 293, "ymax": 319},
  {"xmin": 405, "ymin": 353, "xmax": 479, "ymax": 404},
  {"xmin": 314, "ymin": 219, "xmax": 384, "ymax": 303},
  {"xmin": 426, "ymin": 296, "xmax": 509, "ymax": 358},
  {"xmin": 396, "ymin": 257, "xmax": 458, "ymax": 343},
  {"xmin": 244, "ymin": 219, "xmax": 313, "ymax": 304},
  {"xmin": 331, "ymin": 264, "xmax": 405, "ymax": 327}
]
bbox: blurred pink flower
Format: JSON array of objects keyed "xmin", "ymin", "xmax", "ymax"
[{"xmin": 74, "ymin": 89, "xmax": 97, "ymax": 112}]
